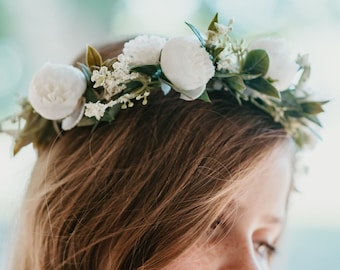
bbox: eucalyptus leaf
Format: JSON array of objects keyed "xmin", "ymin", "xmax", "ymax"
[
  {"xmin": 159, "ymin": 77, "xmax": 176, "ymax": 91},
  {"xmin": 185, "ymin": 22, "xmax": 205, "ymax": 47},
  {"xmin": 86, "ymin": 45, "xmax": 103, "ymax": 68},
  {"xmin": 246, "ymin": 77, "xmax": 280, "ymax": 99},
  {"xmin": 242, "ymin": 49, "xmax": 269, "ymax": 76},
  {"xmin": 78, "ymin": 63, "xmax": 92, "ymax": 82}
]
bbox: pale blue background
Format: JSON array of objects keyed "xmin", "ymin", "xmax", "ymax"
[{"xmin": 1, "ymin": 0, "xmax": 339, "ymax": 269}]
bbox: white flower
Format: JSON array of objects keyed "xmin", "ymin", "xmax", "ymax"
[
  {"xmin": 91, "ymin": 66, "xmax": 109, "ymax": 88},
  {"xmin": 84, "ymin": 101, "xmax": 112, "ymax": 120},
  {"xmin": 29, "ymin": 63, "xmax": 87, "ymax": 120},
  {"xmin": 61, "ymin": 98, "xmax": 85, "ymax": 130},
  {"xmin": 91, "ymin": 55, "xmax": 139, "ymax": 100},
  {"xmin": 248, "ymin": 38, "xmax": 299, "ymax": 91},
  {"xmin": 123, "ymin": 35, "xmax": 167, "ymax": 66},
  {"xmin": 160, "ymin": 36, "xmax": 215, "ymax": 100},
  {"xmin": 217, "ymin": 51, "xmax": 239, "ymax": 72}
]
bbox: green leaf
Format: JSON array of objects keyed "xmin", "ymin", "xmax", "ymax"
[
  {"xmin": 185, "ymin": 22, "xmax": 205, "ymax": 47},
  {"xmin": 303, "ymin": 114, "xmax": 322, "ymax": 126},
  {"xmin": 215, "ymin": 72, "xmax": 239, "ymax": 78},
  {"xmin": 224, "ymin": 75, "xmax": 246, "ymax": 92},
  {"xmin": 101, "ymin": 103, "xmax": 121, "ymax": 122},
  {"xmin": 103, "ymin": 57, "xmax": 117, "ymax": 68},
  {"xmin": 241, "ymin": 73, "xmax": 262, "ymax": 80},
  {"xmin": 208, "ymin": 13, "xmax": 219, "ymax": 31},
  {"xmin": 86, "ymin": 45, "xmax": 102, "ymax": 68},
  {"xmin": 78, "ymin": 63, "xmax": 92, "ymax": 82},
  {"xmin": 211, "ymin": 47, "xmax": 225, "ymax": 62},
  {"xmin": 300, "ymin": 101, "xmax": 325, "ymax": 115},
  {"xmin": 198, "ymin": 90, "xmax": 211, "ymax": 102},
  {"xmin": 242, "ymin": 49, "xmax": 269, "ymax": 76},
  {"xmin": 286, "ymin": 110, "xmax": 322, "ymax": 127},
  {"xmin": 13, "ymin": 103, "xmax": 58, "ymax": 155},
  {"xmin": 131, "ymin": 65, "xmax": 160, "ymax": 77},
  {"xmin": 284, "ymin": 110, "xmax": 301, "ymax": 118},
  {"xmin": 77, "ymin": 117, "xmax": 97, "ymax": 127},
  {"xmin": 123, "ymin": 80, "xmax": 144, "ymax": 93},
  {"xmin": 246, "ymin": 77, "xmax": 280, "ymax": 98},
  {"xmin": 84, "ymin": 88, "xmax": 101, "ymax": 102},
  {"xmin": 280, "ymin": 90, "xmax": 299, "ymax": 107}
]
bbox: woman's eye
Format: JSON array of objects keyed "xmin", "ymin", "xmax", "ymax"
[{"xmin": 255, "ymin": 241, "xmax": 277, "ymax": 260}]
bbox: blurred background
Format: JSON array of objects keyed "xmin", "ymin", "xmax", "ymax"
[{"xmin": 0, "ymin": 0, "xmax": 339, "ymax": 269}]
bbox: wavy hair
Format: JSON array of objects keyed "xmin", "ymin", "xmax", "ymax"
[{"xmin": 9, "ymin": 40, "xmax": 290, "ymax": 270}]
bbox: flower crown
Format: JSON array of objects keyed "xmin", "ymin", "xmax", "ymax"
[{"xmin": 1, "ymin": 13, "xmax": 327, "ymax": 155}]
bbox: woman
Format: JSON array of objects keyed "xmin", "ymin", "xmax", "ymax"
[{"xmin": 6, "ymin": 14, "xmax": 325, "ymax": 269}]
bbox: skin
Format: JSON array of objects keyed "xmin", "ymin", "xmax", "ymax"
[{"xmin": 163, "ymin": 146, "xmax": 293, "ymax": 270}]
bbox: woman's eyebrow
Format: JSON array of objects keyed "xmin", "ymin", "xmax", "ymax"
[
  {"xmin": 236, "ymin": 203, "xmax": 285, "ymax": 226},
  {"xmin": 262, "ymin": 214, "xmax": 284, "ymax": 225}
]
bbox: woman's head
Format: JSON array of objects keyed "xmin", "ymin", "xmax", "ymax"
[
  {"xmin": 14, "ymin": 40, "xmax": 293, "ymax": 269},
  {"xmin": 8, "ymin": 14, "xmax": 325, "ymax": 270}
]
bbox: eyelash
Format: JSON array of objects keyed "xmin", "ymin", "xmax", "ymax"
[
  {"xmin": 209, "ymin": 218, "xmax": 279, "ymax": 259},
  {"xmin": 256, "ymin": 241, "xmax": 278, "ymax": 258}
]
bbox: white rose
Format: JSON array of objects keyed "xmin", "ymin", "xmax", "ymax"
[
  {"xmin": 248, "ymin": 38, "xmax": 299, "ymax": 91},
  {"xmin": 29, "ymin": 63, "xmax": 87, "ymax": 120},
  {"xmin": 123, "ymin": 35, "xmax": 167, "ymax": 66},
  {"xmin": 160, "ymin": 36, "xmax": 215, "ymax": 100},
  {"xmin": 61, "ymin": 98, "xmax": 85, "ymax": 130}
]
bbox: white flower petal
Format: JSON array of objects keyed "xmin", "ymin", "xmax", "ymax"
[
  {"xmin": 61, "ymin": 98, "xmax": 85, "ymax": 130},
  {"xmin": 84, "ymin": 101, "xmax": 108, "ymax": 120},
  {"xmin": 160, "ymin": 36, "xmax": 214, "ymax": 96},
  {"xmin": 179, "ymin": 86, "xmax": 206, "ymax": 101},
  {"xmin": 29, "ymin": 63, "xmax": 87, "ymax": 120},
  {"xmin": 123, "ymin": 35, "xmax": 167, "ymax": 66}
]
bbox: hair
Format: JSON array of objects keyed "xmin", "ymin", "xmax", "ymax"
[{"xmin": 10, "ymin": 40, "xmax": 292, "ymax": 270}]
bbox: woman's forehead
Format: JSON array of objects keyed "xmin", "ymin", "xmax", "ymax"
[{"xmin": 216, "ymin": 146, "xmax": 293, "ymax": 225}]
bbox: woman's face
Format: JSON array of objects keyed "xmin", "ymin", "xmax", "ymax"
[{"xmin": 163, "ymin": 147, "xmax": 293, "ymax": 270}]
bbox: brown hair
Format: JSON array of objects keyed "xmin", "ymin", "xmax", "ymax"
[{"xmin": 10, "ymin": 41, "xmax": 290, "ymax": 270}]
